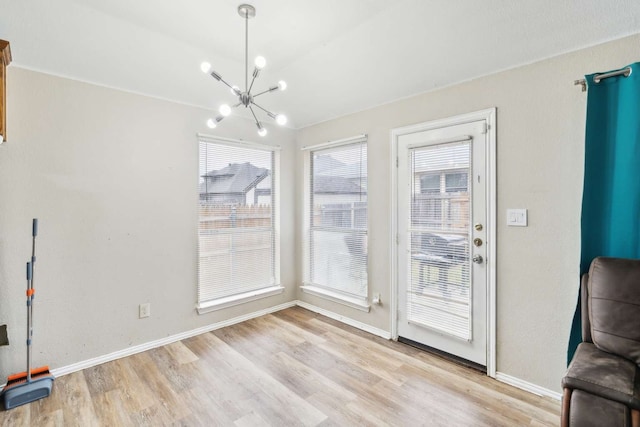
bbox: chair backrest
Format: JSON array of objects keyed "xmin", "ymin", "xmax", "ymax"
[{"xmin": 585, "ymin": 256, "xmax": 640, "ymax": 364}]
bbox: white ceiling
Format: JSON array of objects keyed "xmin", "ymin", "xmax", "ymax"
[{"xmin": 1, "ymin": 0, "xmax": 640, "ymax": 128}]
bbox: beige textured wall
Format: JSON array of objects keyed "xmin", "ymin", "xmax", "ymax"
[
  {"xmin": 0, "ymin": 68, "xmax": 296, "ymax": 380},
  {"xmin": 295, "ymin": 33, "xmax": 640, "ymax": 392}
]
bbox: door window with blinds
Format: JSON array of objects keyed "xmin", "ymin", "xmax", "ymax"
[
  {"xmin": 409, "ymin": 141, "xmax": 471, "ymax": 339},
  {"xmin": 302, "ymin": 136, "xmax": 368, "ymax": 306},
  {"xmin": 197, "ymin": 137, "xmax": 281, "ymax": 313}
]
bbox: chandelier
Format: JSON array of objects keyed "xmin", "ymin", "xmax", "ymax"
[{"xmin": 201, "ymin": 4, "xmax": 287, "ymax": 137}]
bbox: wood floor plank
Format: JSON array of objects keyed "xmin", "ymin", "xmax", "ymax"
[
  {"xmin": 164, "ymin": 340, "xmax": 199, "ymax": 365},
  {"xmin": 174, "ymin": 386, "xmax": 235, "ymax": 427},
  {"xmin": 248, "ymin": 389, "xmax": 327, "ymax": 427},
  {"xmin": 83, "ymin": 361, "xmax": 120, "ymax": 397},
  {"xmin": 245, "ymin": 315, "xmax": 307, "ymax": 346},
  {"xmin": 318, "ymin": 331, "xmax": 407, "ymax": 386},
  {"xmin": 271, "ymin": 307, "xmax": 335, "ymax": 337},
  {"xmin": 92, "ymin": 389, "xmax": 132, "ymax": 427},
  {"xmin": 109, "ymin": 357, "xmax": 156, "ymax": 413},
  {"xmin": 0, "ymin": 402, "xmax": 30, "ymax": 427},
  {"xmin": 286, "ymin": 340, "xmax": 385, "ymax": 389},
  {"xmin": 258, "ymin": 313, "xmax": 327, "ymax": 346},
  {"xmin": 128, "ymin": 402, "xmax": 172, "ymax": 427},
  {"xmin": 398, "ymin": 360, "xmax": 559, "ymax": 426},
  {"xmin": 0, "ymin": 307, "xmax": 560, "ymax": 426},
  {"xmin": 203, "ymin": 333, "xmax": 328, "ymax": 426},
  {"xmin": 344, "ymin": 397, "xmax": 407, "ymax": 426},
  {"xmin": 372, "ymin": 377, "xmax": 469, "ymax": 426},
  {"xmin": 216, "ymin": 319, "xmax": 296, "ymax": 359},
  {"xmin": 187, "ymin": 331, "xmax": 326, "ymax": 425},
  {"xmin": 306, "ymin": 391, "xmax": 379, "ymax": 427},
  {"xmin": 270, "ymin": 351, "xmax": 357, "ymax": 401},
  {"xmin": 233, "ymin": 411, "xmax": 272, "ymax": 427},
  {"xmin": 60, "ymin": 371, "xmax": 99, "ymax": 426},
  {"xmin": 31, "ymin": 408, "xmax": 64, "ymax": 427},
  {"xmin": 181, "ymin": 335, "xmax": 261, "ymax": 420},
  {"xmin": 131, "ymin": 354, "xmax": 192, "ymax": 422},
  {"xmin": 145, "ymin": 346, "xmax": 196, "ymax": 393}
]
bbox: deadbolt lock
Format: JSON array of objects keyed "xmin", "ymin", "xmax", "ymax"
[
  {"xmin": 474, "ymin": 223, "xmax": 483, "ymax": 231},
  {"xmin": 473, "ymin": 238, "xmax": 483, "ymax": 247}
]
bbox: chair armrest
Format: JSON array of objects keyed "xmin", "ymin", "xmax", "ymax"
[{"xmin": 562, "ymin": 342, "xmax": 640, "ymax": 409}]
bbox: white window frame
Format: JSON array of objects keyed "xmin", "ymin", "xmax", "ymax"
[
  {"xmin": 196, "ymin": 134, "xmax": 283, "ymax": 314},
  {"xmin": 301, "ymin": 134, "xmax": 370, "ymax": 312}
]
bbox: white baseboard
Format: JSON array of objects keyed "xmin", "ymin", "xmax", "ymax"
[
  {"xmin": 495, "ymin": 372, "xmax": 562, "ymax": 401},
  {"xmin": 50, "ymin": 301, "xmax": 297, "ymax": 378},
  {"xmin": 294, "ymin": 300, "xmax": 392, "ymax": 340}
]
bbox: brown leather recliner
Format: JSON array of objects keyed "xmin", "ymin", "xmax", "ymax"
[{"xmin": 562, "ymin": 257, "xmax": 640, "ymax": 427}]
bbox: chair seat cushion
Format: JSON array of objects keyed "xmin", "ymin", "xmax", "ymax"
[
  {"xmin": 562, "ymin": 342, "xmax": 640, "ymax": 409},
  {"xmin": 570, "ymin": 389, "xmax": 630, "ymax": 427}
]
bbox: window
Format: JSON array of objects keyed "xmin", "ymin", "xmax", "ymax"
[
  {"xmin": 412, "ymin": 148, "xmax": 470, "ymax": 235},
  {"xmin": 197, "ymin": 136, "xmax": 281, "ymax": 313},
  {"xmin": 420, "ymin": 174, "xmax": 440, "ymax": 194},
  {"xmin": 302, "ymin": 136, "xmax": 368, "ymax": 310},
  {"xmin": 445, "ymin": 172, "xmax": 468, "ymax": 193}
]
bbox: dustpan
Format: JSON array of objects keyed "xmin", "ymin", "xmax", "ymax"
[{"xmin": 1, "ymin": 375, "xmax": 54, "ymax": 410}]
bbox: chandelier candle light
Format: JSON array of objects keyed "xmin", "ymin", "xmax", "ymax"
[{"xmin": 201, "ymin": 4, "xmax": 287, "ymax": 137}]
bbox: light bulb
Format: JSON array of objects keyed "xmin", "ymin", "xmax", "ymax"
[
  {"xmin": 230, "ymin": 85, "xmax": 240, "ymax": 96},
  {"xmin": 275, "ymin": 114, "xmax": 287, "ymax": 126},
  {"xmin": 254, "ymin": 56, "xmax": 266, "ymax": 69},
  {"xmin": 206, "ymin": 118, "xmax": 217, "ymax": 129},
  {"xmin": 278, "ymin": 80, "xmax": 287, "ymax": 91},
  {"xmin": 200, "ymin": 62, "xmax": 212, "ymax": 74},
  {"xmin": 256, "ymin": 122, "xmax": 267, "ymax": 137},
  {"xmin": 219, "ymin": 104, "xmax": 232, "ymax": 117}
]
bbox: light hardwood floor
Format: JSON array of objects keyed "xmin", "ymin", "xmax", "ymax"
[{"xmin": 0, "ymin": 307, "xmax": 560, "ymax": 426}]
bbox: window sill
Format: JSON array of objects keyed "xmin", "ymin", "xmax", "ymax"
[
  {"xmin": 197, "ymin": 285, "xmax": 285, "ymax": 314},
  {"xmin": 300, "ymin": 284, "xmax": 370, "ymax": 312}
]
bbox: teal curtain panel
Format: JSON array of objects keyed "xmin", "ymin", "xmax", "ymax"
[{"xmin": 568, "ymin": 62, "xmax": 640, "ymax": 363}]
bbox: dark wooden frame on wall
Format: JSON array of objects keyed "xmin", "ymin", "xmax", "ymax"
[{"xmin": 0, "ymin": 40, "xmax": 12, "ymax": 143}]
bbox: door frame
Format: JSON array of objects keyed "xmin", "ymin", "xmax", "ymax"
[{"xmin": 390, "ymin": 108, "xmax": 497, "ymax": 377}]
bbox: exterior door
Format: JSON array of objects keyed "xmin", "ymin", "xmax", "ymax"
[{"xmin": 397, "ymin": 119, "xmax": 487, "ymax": 366}]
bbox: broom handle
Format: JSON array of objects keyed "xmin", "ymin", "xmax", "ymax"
[
  {"xmin": 31, "ymin": 219, "xmax": 37, "ymax": 289},
  {"xmin": 27, "ymin": 219, "xmax": 37, "ymax": 382},
  {"xmin": 31, "ymin": 219, "xmax": 37, "ymax": 335},
  {"xmin": 26, "ymin": 261, "xmax": 33, "ymax": 382}
]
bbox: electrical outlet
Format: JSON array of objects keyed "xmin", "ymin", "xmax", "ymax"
[{"xmin": 139, "ymin": 303, "xmax": 151, "ymax": 319}]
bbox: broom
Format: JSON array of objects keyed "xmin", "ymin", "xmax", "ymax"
[{"xmin": 1, "ymin": 219, "xmax": 54, "ymax": 409}]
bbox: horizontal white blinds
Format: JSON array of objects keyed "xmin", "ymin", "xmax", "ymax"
[
  {"xmin": 198, "ymin": 140, "xmax": 276, "ymax": 304},
  {"xmin": 408, "ymin": 141, "xmax": 471, "ymax": 340},
  {"xmin": 306, "ymin": 139, "xmax": 368, "ymax": 298}
]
